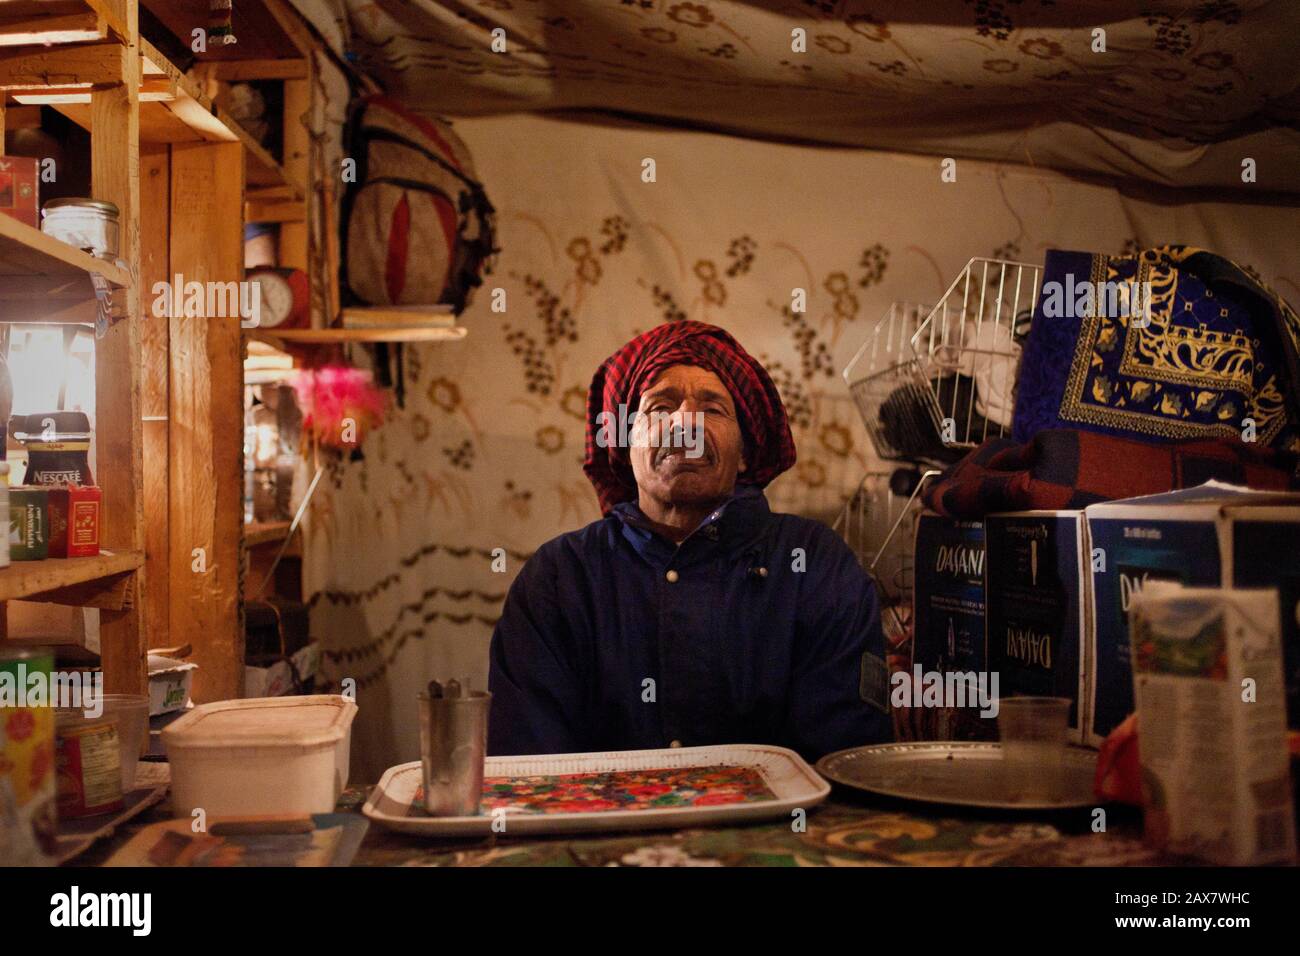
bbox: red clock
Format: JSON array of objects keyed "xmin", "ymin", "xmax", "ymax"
[{"xmin": 246, "ymin": 267, "xmax": 309, "ymax": 329}]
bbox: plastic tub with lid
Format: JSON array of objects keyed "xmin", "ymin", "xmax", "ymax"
[{"xmin": 162, "ymin": 695, "xmax": 357, "ymax": 818}]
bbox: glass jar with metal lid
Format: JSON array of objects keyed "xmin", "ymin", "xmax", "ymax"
[{"xmin": 40, "ymin": 197, "xmax": 120, "ymax": 260}]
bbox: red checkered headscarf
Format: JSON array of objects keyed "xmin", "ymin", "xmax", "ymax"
[{"xmin": 583, "ymin": 321, "xmax": 797, "ymax": 514}]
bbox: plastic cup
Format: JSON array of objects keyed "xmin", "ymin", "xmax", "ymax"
[
  {"xmin": 100, "ymin": 694, "xmax": 150, "ymax": 792},
  {"xmin": 997, "ymin": 696, "xmax": 1071, "ymax": 801}
]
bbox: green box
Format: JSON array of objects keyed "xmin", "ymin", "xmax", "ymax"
[{"xmin": 10, "ymin": 487, "xmax": 49, "ymax": 561}]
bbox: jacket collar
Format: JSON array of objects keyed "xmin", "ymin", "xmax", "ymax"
[{"xmin": 611, "ymin": 484, "xmax": 771, "ymax": 559}]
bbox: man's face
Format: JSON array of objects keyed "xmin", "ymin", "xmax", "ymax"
[{"xmin": 629, "ymin": 364, "xmax": 747, "ymax": 509}]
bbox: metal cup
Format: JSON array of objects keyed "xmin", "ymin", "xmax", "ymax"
[{"xmin": 418, "ymin": 690, "xmax": 491, "ymax": 816}]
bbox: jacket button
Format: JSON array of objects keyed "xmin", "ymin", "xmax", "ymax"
[
  {"xmin": 669, "ymin": 739, "xmax": 683, "ymax": 748},
  {"xmin": 665, "ymin": 569, "xmax": 679, "ymax": 583}
]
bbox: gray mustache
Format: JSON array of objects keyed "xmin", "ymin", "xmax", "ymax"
[{"xmin": 653, "ymin": 426, "xmax": 709, "ymax": 464}]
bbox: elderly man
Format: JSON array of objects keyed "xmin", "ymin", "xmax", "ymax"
[{"xmin": 488, "ymin": 321, "xmax": 891, "ymax": 760}]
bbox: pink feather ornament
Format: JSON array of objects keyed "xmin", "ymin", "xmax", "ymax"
[{"xmin": 292, "ymin": 364, "xmax": 388, "ymax": 451}]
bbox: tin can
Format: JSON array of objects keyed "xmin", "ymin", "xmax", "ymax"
[
  {"xmin": 40, "ymin": 198, "xmax": 120, "ymax": 260},
  {"xmin": 9, "ymin": 487, "xmax": 48, "ymax": 561},
  {"xmin": 0, "ymin": 647, "xmax": 58, "ymax": 865},
  {"xmin": 55, "ymin": 712, "xmax": 123, "ymax": 818},
  {"xmin": 418, "ymin": 690, "xmax": 491, "ymax": 816}
]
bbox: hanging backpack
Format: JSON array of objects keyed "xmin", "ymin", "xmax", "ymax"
[{"xmin": 340, "ymin": 96, "xmax": 496, "ymax": 313}]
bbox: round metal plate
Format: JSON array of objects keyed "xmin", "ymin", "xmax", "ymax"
[{"xmin": 816, "ymin": 742, "xmax": 1098, "ymax": 810}]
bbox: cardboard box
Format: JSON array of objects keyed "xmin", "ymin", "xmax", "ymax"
[
  {"xmin": 9, "ymin": 487, "xmax": 48, "ymax": 560},
  {"xmin": 1130, "ymin": 583, "xmax": 1296, "ymax": 865},
  {"xmin": 985, "ymin": 511, "xmax": 1091, "ymax": 745},
  {"xmin": 914, "ymin": 514, "xmax": 988, "ymax": 673},
  {"xmin": 0, "ymin": 156, "xmax": 39, "ymax": 227},
  {"xmin": 1085, "ymin": 482, "xmax": 1300, "ymax": 746},
  {"xmin": 45, "ymin": 486, "xmax": 101, "ymax": 559},
  {"xmin": 1228, "ymin": 507, "xmax": 1300, "ymax": 731},
  {"xmin": 147, "ymin": 655, "xmax": 197, "ymax": 717},
  {"xmin": 244, "ymin": 642, "xmax": 320, "ymax": 699},
  {"xmin": 912, "ymin": 514, "xmax": 990, "ymax": 740}
]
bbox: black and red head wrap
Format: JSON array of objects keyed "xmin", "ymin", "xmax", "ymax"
[{"xmin": 583, "ymin": 320, "xmax": 796, "ymax": 514}]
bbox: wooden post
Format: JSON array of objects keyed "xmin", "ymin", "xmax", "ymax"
[
  {"xmin": 140, "ymin": 146, "xmax": 170, "ymax": 650},
  {"xmin": 279, "ymin": 75, "xmax": 310, "ymax": 273},
  {"xmin": 92, "ymin": 0, "xmax": 145, "ymax": 695},
  {"xmin": 168, "ymin": 141, "xmax": 245, "ymax": 702}
]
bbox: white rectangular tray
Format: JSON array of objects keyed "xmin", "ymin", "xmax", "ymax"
[{"xmin": 362, "ymin": 744, "xmax": 829, "ymax": 836}]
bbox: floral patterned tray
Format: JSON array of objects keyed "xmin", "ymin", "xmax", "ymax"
[{"xmin": 363, "ymin": 745, "xmax": 829, "ymax": 836}]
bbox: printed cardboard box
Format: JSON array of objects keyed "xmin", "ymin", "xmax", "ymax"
[
  {"xmin": 912, "ymin": 514, "xmax": 990, "ymax": 740},
  {"xmin": 1130, "ymin": 583, "xmax": 1296, "ymax": 865},
  {"xmin": 0, "ymin": 156, "xmax": 38, "ymax": 227},
  {"xmin": 985, "ymin": 511, "xmax": 1091, "ymax": 745},
  {"xmin": 1085, "ymin": 482, "xmax": 1300, "ymax": 746}
]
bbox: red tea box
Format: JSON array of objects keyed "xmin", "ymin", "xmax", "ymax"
[{"xmin": 47, "ymin": 485, "xmax": 102, "ymax": 559}]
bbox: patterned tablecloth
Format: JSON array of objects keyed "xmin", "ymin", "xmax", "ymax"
[
  {"xmin": 338, "ymin": 788, "xmax": 1174, "ymax": 868},
  {"xmin": 74, "ymin": 771, "xmax": 1179, "ymax": 867}
]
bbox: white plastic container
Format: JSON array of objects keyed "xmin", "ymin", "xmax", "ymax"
[
  {"xmin": 147, "ymin": 653, "xmax": 197, "ymax": 716},
  {"xmin": 162, "ymin": 695, "xmax": 356, "ymax": 818}
]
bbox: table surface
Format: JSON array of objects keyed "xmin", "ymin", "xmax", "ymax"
[{"xmin": 75, "ymin": 775, "xmax": 1178, "ymax": 867}]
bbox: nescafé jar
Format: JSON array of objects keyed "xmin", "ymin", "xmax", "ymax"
[{"xmin": 9, "ymin": 412, "xmax": 93, "ymax": 486}]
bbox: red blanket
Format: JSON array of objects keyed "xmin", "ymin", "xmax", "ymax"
[{"xmin": 922, "ymin": 429, "xmax": 1300, "ymax": 518}]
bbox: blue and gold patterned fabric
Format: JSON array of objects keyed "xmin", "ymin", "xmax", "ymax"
[{"xmin": 1013, "ymin": 246, "xmax": 1300, "ymax": 453}]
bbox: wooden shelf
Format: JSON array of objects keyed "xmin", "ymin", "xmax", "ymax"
[
  {"xmin": 18, "ymin": 38, "xmax": 305, "ymax": 208},
  {"xmin": 0, "ymin": 0, "xmax": 127, "ymax": 48},
  {"xmin": 143, "ymin": 0, "xmax": 302, "ymax": 63},
  {"xmin": 247, "ymin": 325, "xmax": 469, "ymax": 348},
  {"xmin": 245, "ymin": 184, "xmax": 304, "ymax": 224},
  {"xmin": 243, "ymin": 520, "xmax": 295, "ymax": 548},
  {"xmin": 0, "ymin": 213, "xmax": 130, "ymax": 323},
  {"xmin": 0, "ymin": 550, "xmax": 143, "ymax": 609},
  {"xmin": 235, "ymin": 121, "xmax": 300, "ymax": 195},
  {"xmin": 0, "ymin": 37, "xmax": 124, "ymax": 90}
]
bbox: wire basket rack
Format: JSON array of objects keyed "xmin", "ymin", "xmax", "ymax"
[
  {"xmin": 842, "ymin": 301, "xmax": 934, "ymax": 464},
  {"xmin": 831, "ymin": 467, "xmax": 939, "ymax": 608},
  {"xmin": 843, "ymin": 258, "xmax": 1041, "ymax": 466},
  {"xmin": 832, "ymin": 467, "xmax": 938, "ymax": 730}
]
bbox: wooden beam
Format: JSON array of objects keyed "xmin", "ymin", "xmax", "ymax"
[
  {"xmin": 91, "ymin": 0, "xmax": 146, "ymax": 696},
  {"xmin": 140, "ymin": 146, "xmax": 170, "ymax": 651},
  {"xmin": 206, "ymin": 58, "xmax": 307, "ymax": 81},
  {"xmin": 278, "ymin": 74, "xmax": 309, "ymax": 270},
  {"xmin": 0, "ymin": 42, "xmax": 123, "ymax": 89},
  {"xmin": 11, "ymin": 76, "xmax": 172, "ymax": 101},
  {"xmin": 261, "ymin": 0, "xmax": 315, "ymax": 56},
  {"xmin": 0, "ymin": 1, "xmax": 127, "ymax": 44},
  {"xmin": 1, "ymin": 104, "xmax": 41, "ymax": 130},
  {"xmin": 0, "ymin": 551, "xmax": 143, "ymax": 603},
  {"xmin": 0, "ymin": 209, "xmax": 133, "ymax": 288},
  {"xmin": 25, "ymin": 568, "xmax": 136, "ymax": 610},
  {"xmin": 244, "ymin": 198, "xmax": 304, "ymax": 223},
  {"xmin": 0, "ymin": 104, "xmax": 39, "ymax": 130},
  {"xmin": 0, "ymin": 1, "xmax": 117, "ymax": 47},
  {"xmin": 168, "ymin": 140, "xmax": 245, "ymax": 703}
]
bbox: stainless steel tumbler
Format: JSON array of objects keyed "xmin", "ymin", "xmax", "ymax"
[{"xmin": 418, "ymin": 690, "xmax": 491, "ymax": 816}]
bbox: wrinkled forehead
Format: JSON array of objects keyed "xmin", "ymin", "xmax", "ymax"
[{"xmin": 635, "ymin": 363, "xmax": 735, "ymax": 409}]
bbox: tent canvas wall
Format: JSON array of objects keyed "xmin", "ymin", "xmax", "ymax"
[{"xmin": 283, "ymin": 1, "xmax": 1300, "ymax": 780}]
